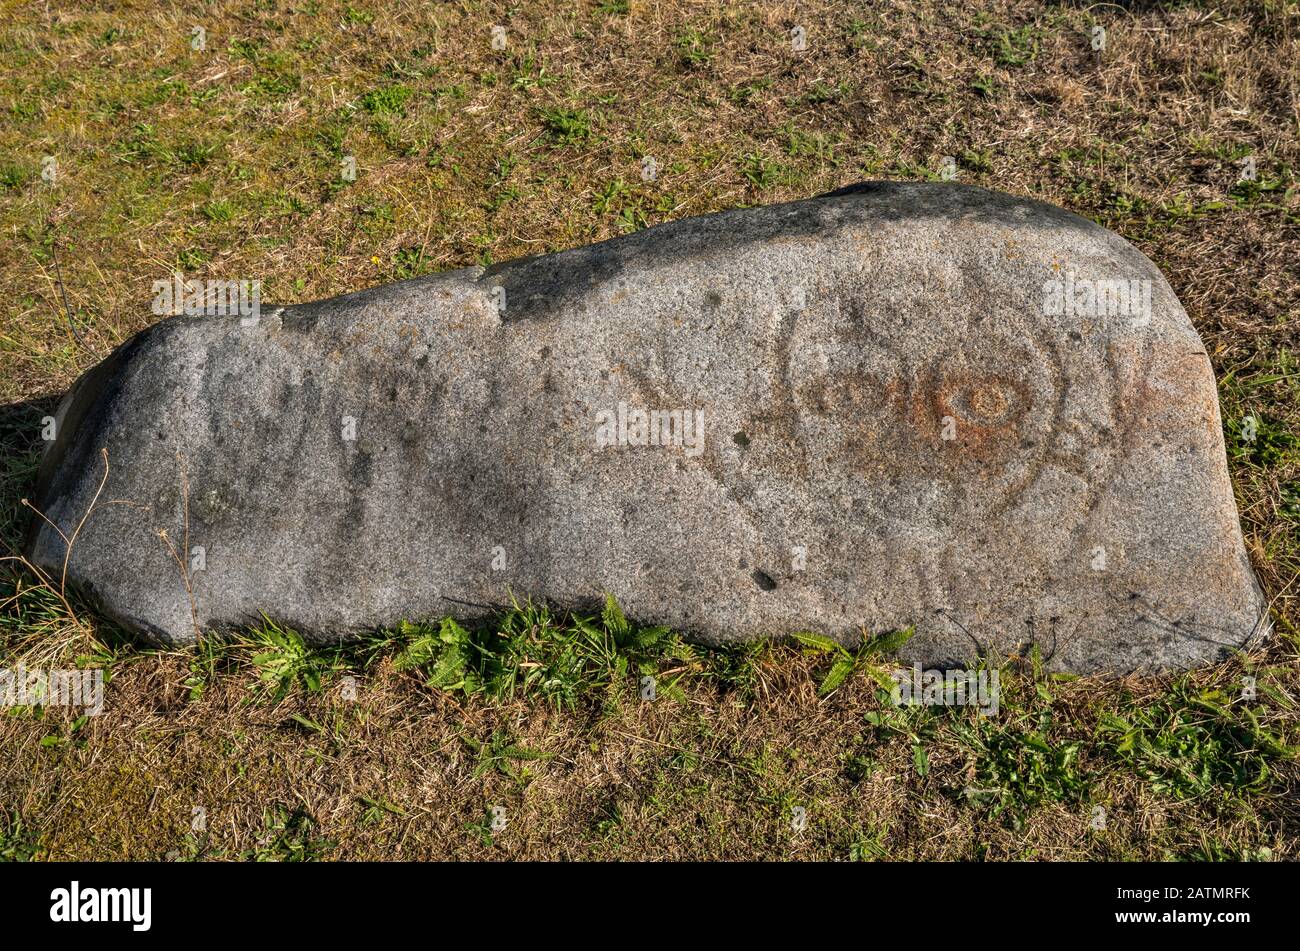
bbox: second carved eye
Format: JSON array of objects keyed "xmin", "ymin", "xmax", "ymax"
[{"xmin": 943, "ymin": 375, "xmax": 1029, "ymax": 429}]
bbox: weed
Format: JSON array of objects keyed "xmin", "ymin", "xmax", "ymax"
[
  {"xmin": 241, "ymin": 619, "xmax": 341, "ymax": 702},
  {"xmin": 0, "ymin": 811, "xmax": 40, "ymax": 861},
  {"xmin": 539, "ymin": 107, "xmax": 591, "ymax": 144},
  {"xmin": 741, "ymin": 152, "xmax": 779, "ymax": 190},
  {"xmin": 993, "ymin": 26, "xmax": 1039, "ymax": 67},
  {"xmin": 792, "ymin": 627, "xmax": 913, "ymax": 696},
  {"xmin": 956, "ymin": 711, "xmax": 1087, "ymax": 829},
  {"xmin": 675, "ymin": 29, "xmax": 714, "ymax": 68},
  {"xmin": 244, "ymin": 804, "xmax": 334, "ymax": 861},
  {"xmin": 464, "ymin": 731, "xmax": 553, "ymax": 782},
  {"xmin": 1225, "ymin": 414, "xmax": 1298, "ymax": 468},
  {"xmin": 361, "ymin": 85, "xmax": 412, "ymax": 115},
  {"xmin": 1098, "ymin": 679, "xmax": 1293, "ymax": 801}
]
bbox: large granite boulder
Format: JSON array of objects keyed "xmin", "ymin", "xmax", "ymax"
[{"xmin": 26, "ymin": 182, "xmax": 1268, "ymax": 673}]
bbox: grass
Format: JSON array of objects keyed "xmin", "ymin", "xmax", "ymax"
[
  {"xmin": 0, "ymin": 587, "xmax": 1295, "ymax": 860},
  {"xmin": 1, "ymin": 0, "xmax": 1299, "ymax": 860}
]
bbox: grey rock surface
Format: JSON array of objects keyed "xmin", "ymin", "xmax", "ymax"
[{"xmin": 27, "ymin": 182, "xmax": 1268, "ymax": 672}]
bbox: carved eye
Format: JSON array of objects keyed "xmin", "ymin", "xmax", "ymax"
[{"xmin": 946, "ymin": 376, "xmax": 1027, "ymax": 428}]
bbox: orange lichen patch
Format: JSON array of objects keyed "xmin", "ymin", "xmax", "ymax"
[
  {"xmin": 795, "ymin": 367, "xmax": 1036, "ymax": 475},
  {"xmin": 968, "ymin": 381, "xmax": 1011, "ymax": 420},
  {"xmin": 935, "ymin": 372, "xmax": 1032, "ymax": 430}
]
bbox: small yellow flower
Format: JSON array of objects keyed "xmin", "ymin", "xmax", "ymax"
[{"xmin": 371, "ymin": 255, "xmax": 381, "ymax": 265}]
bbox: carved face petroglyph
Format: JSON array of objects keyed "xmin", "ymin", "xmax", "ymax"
[
  {"xmin": 795, "ymin": 348, "xmax": 1048, "ymax": 514},
  {"xmin": 760, "ymin": 300, "xmax": 1152, "ymax": 621},
  {"xmin": 605, "ymin": 282, "xmax": 1151, "ymax": 635},
  {"xmin": 782, "ymin": 304, "xmax": 1142, "ymax": 513}
]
